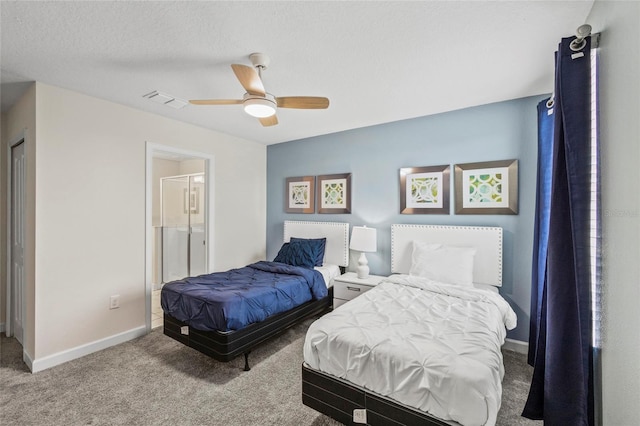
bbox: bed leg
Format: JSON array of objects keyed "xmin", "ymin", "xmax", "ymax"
[{"xmin": 243, "ymin": 352, "xmax": 251, "ymax": 371}]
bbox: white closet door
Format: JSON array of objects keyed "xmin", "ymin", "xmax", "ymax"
[{"xmin": 10, "ymin": 141, "xmax": 25, "ymax": 344}]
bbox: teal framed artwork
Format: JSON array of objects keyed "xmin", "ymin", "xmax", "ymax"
[
  {"xmin": 400, "ymin": 165, "xmax": 450, "ymax": 214},
  {"xmin": 317, "ymin": 173, "xmax": 351, "ymax": 214},
  {"xmin": 454, "ymin": 159, "xmax": 518, "ymax": 215}
]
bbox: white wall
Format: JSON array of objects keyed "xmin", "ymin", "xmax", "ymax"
[
  {"xmin": 1, "ymin": 84, "xmax": 37, "ymax": 359},
  {"xmin": 587, "ymin": 1, "xmax": 640, "ymax": 423},
  {"xmin": 179, "ymin": 159, "xmax": 205, "ymax": 176},
  {"xmin": 5, "ymin": 82, "xmax": 266, "ymax": 366}
]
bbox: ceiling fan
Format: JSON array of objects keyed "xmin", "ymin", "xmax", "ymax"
[{"xmin": 189, "ymin": 53, "xmax": 330, "ymax": 127}]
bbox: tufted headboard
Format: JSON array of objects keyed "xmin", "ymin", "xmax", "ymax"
[
  {"xmin": 391, "ymin": 224, "xmax": 503, "ymax": 286},
  {"xmin": 283, "ymin": 221, "xmax": 350, "ymax": 267}
]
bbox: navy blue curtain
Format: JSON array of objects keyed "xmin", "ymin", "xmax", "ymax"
[{"xmin": 523, "ymin": 36, "xmax": 594, "ymax": 425}]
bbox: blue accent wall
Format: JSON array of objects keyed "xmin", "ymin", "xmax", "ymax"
[{"xmin": 267, "ymin": 95, "xmax": 546, "ymax": 342}]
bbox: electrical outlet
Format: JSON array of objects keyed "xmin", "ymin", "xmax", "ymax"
[
  {"xmin": 353, "ymin": 409, "xmax": 367, "ymax": 424},
  {"xmin": 110, "ymin": 295, "xmax": 120, "ymax": 310}
]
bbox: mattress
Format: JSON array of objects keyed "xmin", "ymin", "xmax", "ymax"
[
  {"xmin": 303, "ymin": 274, "xmax": 517, "ymax": 426},
  {"xmin": 161, "ymin": 261, "xmax": 327, "ymax": 332},
  {"xmin": 315, "ymin": 264, "xmax": 341, "ymax": 288}
]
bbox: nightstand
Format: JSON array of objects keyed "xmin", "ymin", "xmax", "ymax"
[{"xmin": 332, "ymin": 272, "xmax": 385, "ymax": 309}]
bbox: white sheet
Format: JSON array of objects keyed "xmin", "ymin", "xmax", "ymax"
[
  {"xmin": 314, "ymin": 264, "xmax": 340, "ymax": 288},
  {"xmin": 303, "ymin": 274, "xmax": 517, "ymax": 426},
  {"xmin": 473, "ymin": 282, "xmax": 499, "ymax": 293}
]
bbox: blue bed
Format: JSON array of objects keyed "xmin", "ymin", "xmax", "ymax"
[
  {"xmin": 162, "ymin": 220, "xmax": 350, "ymax": 370},
  {"xmin": 161, "ymin": 261, "xmax": 327, "ymax": 332}
]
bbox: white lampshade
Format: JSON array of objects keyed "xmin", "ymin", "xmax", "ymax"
[
  {"xmin": 243, "ymin": 97, "xmax": 276, "ymax": 118},
  {"xmin": 350, "ymin": 226, "xmax": 377, "ymax": 252}
]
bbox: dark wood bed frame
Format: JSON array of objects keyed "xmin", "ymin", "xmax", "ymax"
[
  {"xmin": 302, "ymin": 362, "xmax": 451, "ymax": 426},
  {"xmin": 163, "ymin": 287, "xmax": 333, "ymax": 371}
]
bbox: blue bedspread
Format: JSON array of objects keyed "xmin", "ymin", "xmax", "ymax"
[{"xmin": 161, "ymin": 261, "xmax": 327, "ymax": 332}]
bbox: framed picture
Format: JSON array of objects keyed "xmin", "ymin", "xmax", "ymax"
[
  {"xmin": 454, "ymin": 159, "xmax": 518, "ymax": 215},
  {"xmin": 285, "ymin": 176, "xmax": 315, "ymax": 213},
  {"xmin": 317, "ymin": 173, "xmax": 351, "ymax": 214},
  {"xmin": 183, "ymin": 187, "xmax": 200, "ymax": 214},
  {"xmin": 400, "ymin": 165, "xmax": 450, "ymax": 214}
]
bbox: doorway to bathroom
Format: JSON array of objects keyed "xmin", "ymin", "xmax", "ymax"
[
  {"xmin": 160, "ymin": 173, "xmax": 207, "ymax": 283},
  {"xmin": 145, "ymin": 143, "xmax": 214, "ymax": 331}
]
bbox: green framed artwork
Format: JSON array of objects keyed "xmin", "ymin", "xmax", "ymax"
[
  {"xmin": 399, "ymin": 165, "xmax": 450, "ymax": 214},
  {"xmin": 454, "ymin": 159, "xmax": 518, "ymax": 215},
  {"xmin": 285, "ymin": 176, "xmax": 315, "ymax": 213},
  {"xmin": 317, "ymin": 173, "xmax": 351, "ymax": 214}
]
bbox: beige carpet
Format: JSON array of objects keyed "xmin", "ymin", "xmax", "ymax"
[{"xmin": 1, "ymin": 319, "xmax": 541, "ymax": 426}]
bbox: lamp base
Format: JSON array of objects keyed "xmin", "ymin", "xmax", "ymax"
[{"xmin": 356, "ymin": 252, "xmax": 370, "ymax": 279}]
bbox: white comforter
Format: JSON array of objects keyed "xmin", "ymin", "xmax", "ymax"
[{"xmin": 303, "ymin": 274, "xmax": 517, "ymax": 426}]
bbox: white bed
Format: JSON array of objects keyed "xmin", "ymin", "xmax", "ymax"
[{"xmin": 302, "ymin": 224, "xmax": 517, "ymax": 426}]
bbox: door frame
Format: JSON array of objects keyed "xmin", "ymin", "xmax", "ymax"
[
  {"xmin": 5, "ymin": 130, "xmax": 27, "ymax": 342},
  {"xmin": 145, "ymin": 142, "xmax": 215, "ymax": 332}
]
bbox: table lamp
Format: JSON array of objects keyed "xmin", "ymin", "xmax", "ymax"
[{"xmin": 349, "ymin": 226, "xmax": 377, "ymax": 279}]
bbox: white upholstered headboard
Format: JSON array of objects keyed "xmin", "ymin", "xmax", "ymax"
[
  {"xmin": 391, "ymin": 224, "xmax": 503, "ymax": 286},
  {"xmin": 283, "ymin": 221, "xmax": 350, "ymax": 267}
]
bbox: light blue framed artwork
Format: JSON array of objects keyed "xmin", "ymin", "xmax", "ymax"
[
  {"xmin": 454, "ymin": 159, "xmax": 518, "ymax": 215},
  {"xmin": 400, "ymin": 165, "xmax": 450, "ymax": 214},
  {"xmin": 317, "ymin": 173, "xmax": 351, "ymax": 214}
]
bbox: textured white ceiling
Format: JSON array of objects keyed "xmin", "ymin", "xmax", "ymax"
[{"xmin": 1, "ymin": 1, "xmax": 594, "ymax": 145}]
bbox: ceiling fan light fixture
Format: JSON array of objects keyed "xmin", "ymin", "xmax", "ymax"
[
  {"xmin": 189, "ymin": 55, "xmax": 329, "ymax": 127},
  {"xmin": 243, "ymin": 97, "xmax": 276, "ymax": 118}
]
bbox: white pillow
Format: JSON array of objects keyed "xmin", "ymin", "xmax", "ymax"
[{"xmin": 409, "ymin": 241, "xmax": 476, "ymax": 286}]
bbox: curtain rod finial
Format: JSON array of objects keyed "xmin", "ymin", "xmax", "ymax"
[
  {"xmin": 571, "ymin": 24, "xmax": 593, "ymax": 52},
  {"xmin": 576, "ymin": 24, "xmax": 592, "ymax": 39}
]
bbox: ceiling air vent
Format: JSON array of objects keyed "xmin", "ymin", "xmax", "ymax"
[{"xmin": 143, "ymin": 90, "xmax": 187, "ymax": 109}]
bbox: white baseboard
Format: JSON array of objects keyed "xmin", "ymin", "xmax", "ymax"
[
  {"xmin": 504, "ymin": 338, "xmax": 529, "ymax": 355},
  {"xmin": 30, "ymin": 326, "xmax": 147, "ymax": 373},
  {"xmin": 23, "ymin": 348, "xmax": 34, "ymax": 372}
]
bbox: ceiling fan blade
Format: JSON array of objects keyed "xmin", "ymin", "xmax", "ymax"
[
  {"xmin": 189, "ymin": 99, "xmax": 243, "ymax": 105},
  {"xmin": 259, "ymin": 115, "xmax": 278, "ymax": 127},
  {"xmin": 276, "ymin": 96, "xmax": 329, "ymax": 109},
  {"xmin": 231, "ymin": 64, "xmax": 265, "ymax": 96}
]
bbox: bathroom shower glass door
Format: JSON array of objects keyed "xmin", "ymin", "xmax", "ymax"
[
  {"xmin": 188, "ymin": 174, "xmax": 206, "ymax": 277},
  {"xmin": 161, "ymin": 173, "xmax": 206, "ymax": 282}
]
